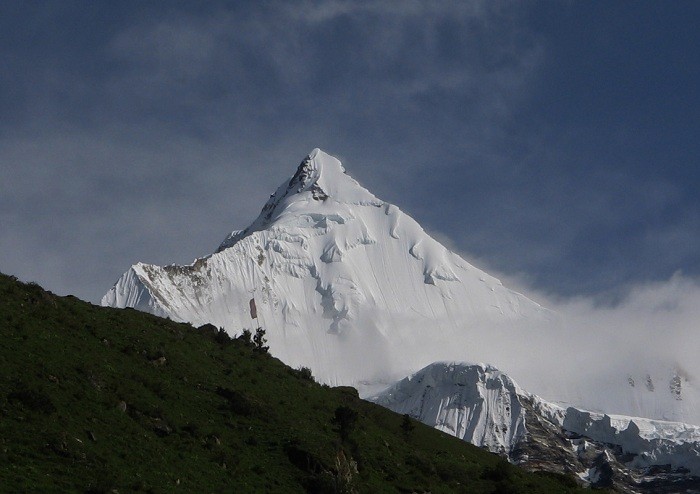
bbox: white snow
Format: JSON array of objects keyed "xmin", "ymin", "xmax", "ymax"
[
  {"xmin": 560, "ymin": 406, "xmax": 700, "ymax": 475},
  {"xmin": 373, "ymin": 362, "xmax": 700, "ymax": 476},
  {"xmin": 370, "ymin": 362, "xmax": 528, "ymax": 454},
  {"xmin": 103, "ymin": 149, "xmax": 548, "ymax": 390},
  {"xmin": 102, "ymin": 148, "xmax": 700, "ymax": 427}
]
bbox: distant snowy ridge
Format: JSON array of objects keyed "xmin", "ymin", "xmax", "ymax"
[
  {"xmin": 372, "ymin": 362, "xmax": 700, "ymax": 490},
  {"xmin": 560, "ymin": 407, "xmax": 700, "ymax": 476}
]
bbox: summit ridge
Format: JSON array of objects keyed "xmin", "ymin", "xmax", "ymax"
[{"xmin": 216, "ymin": 149, "xmax": 381, "ymax": 253}]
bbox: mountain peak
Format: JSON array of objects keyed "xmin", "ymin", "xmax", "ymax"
[
  {"xmin": 216, "ymin": 149, "xmax": 381, "ymax": 252},
  {"xmin": 292, "ymin": 148, "xmax": 379, "ymax": 204},
  {"xmin": 104, "ymin": 148, "xmax": 547, "ymax": 398}
]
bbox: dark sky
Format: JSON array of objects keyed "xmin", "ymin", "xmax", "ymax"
[{"xmin": 1, "ymin": 1, "xmax": 698, "ymax": 303}]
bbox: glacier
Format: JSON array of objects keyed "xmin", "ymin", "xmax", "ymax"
[
  {"xmin": 372, "ymin": 362, "xmax": 700, "ymax": 491},
  {"xmin": 103, "ymin": 148, "xmax": 700, "ymax": 426}
]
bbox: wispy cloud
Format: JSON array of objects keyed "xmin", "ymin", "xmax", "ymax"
[{"xmin": 374, "ymin": 268, "xmax": 700, "ymax": 421}]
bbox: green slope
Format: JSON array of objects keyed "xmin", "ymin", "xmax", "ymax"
[{"xmin": 0, "ymin": 274, "xmax": 591, "ymax": 493}]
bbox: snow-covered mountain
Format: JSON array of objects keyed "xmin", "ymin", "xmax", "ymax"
[
  {"xmin": 103, "ymin": 149, "xmax": 699, "ymax": 425},
  {"xmin": 372, "ymin": 362, "xmax": 529, "ymax": 454},
  {"xmin": 103, "ymin": 149, "xmax": 549, "ymax": 390},
  {"xmin": 372, "ymin": 362, "xmax": 700, "ymax": 492}
]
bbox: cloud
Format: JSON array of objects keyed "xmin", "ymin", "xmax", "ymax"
[
  {"xmin": 461, "ymin": 272, "xmax": 700, "ymax": 419},
  {"xmin": 103, "ymin": 1, "xmax": 541, "ymax": 121},
  {"xmin": 362, "ymin": 264, "xmax": 700, "ymax": 423}
]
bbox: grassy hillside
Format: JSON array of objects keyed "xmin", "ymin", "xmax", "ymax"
[{"xmin": 0, "ymin": 273, "xmax": 591, "ymax": 493}]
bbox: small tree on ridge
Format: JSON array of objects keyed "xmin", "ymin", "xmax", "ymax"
[{"xmin": 253, "ymin": 327, "xmax": 268, "ymax": 353}]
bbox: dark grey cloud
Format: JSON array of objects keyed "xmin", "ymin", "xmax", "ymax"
[{"xmin": 1, "ymin": 1, "xmax": 698, "ymax": 303}]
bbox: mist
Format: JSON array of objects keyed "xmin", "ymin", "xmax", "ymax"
[{"xmin": 383, "ymin": 272, "xmax": 700, "ymax": 422}]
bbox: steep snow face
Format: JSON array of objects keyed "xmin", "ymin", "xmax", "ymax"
[
  {"xmin": 371, "ymin": 362, "xmax": 528, "ymax": 454},
  {"xmin": 103, "ymin": 149, "xmax": 549, "ymax": 391},
  {"xmin": 373, "ymin": 362, "xmax": 700, "ymax": 480}
]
